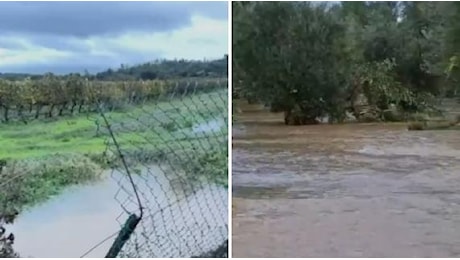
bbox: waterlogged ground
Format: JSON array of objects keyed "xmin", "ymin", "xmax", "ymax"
[
  {"xmin": 232, "ymin": 106, "xmax": 460, "ymax": 257},
  {"xmin": 1, "ymin": 90, "xmax": 228, "ymax": 257},
  {"xmin": 0, "ymin": 89, "xmax": 227, "ymax": 160},
  {"xmin": 7, "ymin": 166, "xmax": 227, "ymax": 258}
]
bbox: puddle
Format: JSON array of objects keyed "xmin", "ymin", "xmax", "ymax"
[
  {"xmin": 7, "ymin": 166, "xmax": 227, "ymax": 258},
  {"xmin": 192, "ymin": 119, "xmax": 226, "ymax": 134}
]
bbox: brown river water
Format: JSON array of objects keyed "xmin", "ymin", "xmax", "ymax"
[{"xmin": 232, "ymin": 104, "xmax": 460, "ymax": 257}]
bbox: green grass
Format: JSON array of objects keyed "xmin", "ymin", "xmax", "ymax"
[
  {"xmin": 0, "ymin": 90, "xmax": 227, "ymax": 160},
  {"xmin": 0, "ymin": 89, "xmax": 228, "ymax": 215},
  {"xmin": 0, "ymin": 153, "xmax": 103, "ymax": 215}
]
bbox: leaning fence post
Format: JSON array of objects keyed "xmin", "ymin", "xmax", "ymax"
[{"xmin": 105, "ymin": 214, "xmax": 141, "ymax": 258}]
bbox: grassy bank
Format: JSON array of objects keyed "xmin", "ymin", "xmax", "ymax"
[
  {"xmin": 0, "ymin": 154, "xmax": 103, "ymax": 215},
  {"xmin": 0, "ymin": 89, "xmax": 228, "ymax": 215}
]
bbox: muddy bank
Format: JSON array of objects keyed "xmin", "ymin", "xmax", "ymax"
[
  {"xmin": 232, "ymin": 109, "xmax": 460, "ymax": 257},
  {"xmin": 7, "ymin": 166, "xmax": 227, "ymax": 258}
]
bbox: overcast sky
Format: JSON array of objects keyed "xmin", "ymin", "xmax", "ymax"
[{"xmin": 0, "ymin": 1, "xmax": 228, "ymax": 74}]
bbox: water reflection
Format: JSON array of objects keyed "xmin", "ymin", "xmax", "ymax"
[
  {"xmin": 192, "ymin": 118, "xmax": 226, "ymax": 134},
  {"xmin": 8, "ymin": 166, "xmax": 227, "ymax": 258},
  {"xmin": 7, "ymin": 174, "xmax": 121, "ymax": 258}
]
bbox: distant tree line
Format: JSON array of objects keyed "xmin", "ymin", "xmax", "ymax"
[
  {"xmin": 96, "ymin": 55, "xmax": 228, "ymax": 81},
  {"xmin": 0, "ymin": 56, "xmax": 228, "ymax": 82}
]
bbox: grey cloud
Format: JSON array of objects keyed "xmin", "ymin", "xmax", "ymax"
[
  {"xmin": 25, "ymin": 35, "xmax": 93, "ymax": 53},
  {"xmin": 0, "ymin": 37, "xmax": 28, "ymax": 50},
  {"xmin": 0, "ymin": 1, "xmax": 227, "ymax": 74},
  {"xmin": 0, "ymin": 1, "xmax": 227, "ymax": 37},
  {"xmin": 0, "ymin": 48, "xmax": 163, "ymax": 75}
]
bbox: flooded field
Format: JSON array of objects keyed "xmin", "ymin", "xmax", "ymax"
[
  {"xmin": 232, "ymin": 103, "xmax": 460, "ymax": 257},
  {"xmin": 7, "ymin": 166, "xmax": 227, "ymax": 258}
]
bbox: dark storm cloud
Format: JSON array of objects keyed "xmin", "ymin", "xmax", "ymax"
[
  {"xmin": 0, "ymin": 1, "xmax": 227, "ymax": 74},
  {"xmin": 0, "ymin": 1, "xmax": 227, "ymax": 38}
]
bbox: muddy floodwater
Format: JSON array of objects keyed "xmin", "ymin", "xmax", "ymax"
[
  {"xmin": 232, "ymin": 105, "xmax": 460, "ymax": 257},
  {"xmin": 7, "ymin": 166, "xmax": 227, "ymax": 258}
]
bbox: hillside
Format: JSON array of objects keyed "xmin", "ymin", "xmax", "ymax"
[{"xmin": 0, "ymin": 55, "xmax": 228, "ymax": 81}]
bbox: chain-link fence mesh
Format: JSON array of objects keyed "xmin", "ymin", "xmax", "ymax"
[
  {"xmin": 93, "ymin": 79, "xmax": 229, "ymax": 258},
  {"xmin": 0, "ymin": 77, "xmax": 227, "ymax": 258}
]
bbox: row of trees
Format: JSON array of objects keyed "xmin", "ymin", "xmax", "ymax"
[
  {"xmin": 0, "ymin": 56, "xmax": 228, "ymax": 82},
  {"xmin": 96, "ymin": 55, "xmax": 228, "ymax": 81},
  {"xmin": 233, "ymin": 2, "xmax": 460, "ymax": 124},
  {"xmin": 0, "ymin": 75, "xmax": 227, "ymax": 123}
]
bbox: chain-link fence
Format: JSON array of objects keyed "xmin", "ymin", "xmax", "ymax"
[
  {"xmin": 92, "ymin": 79, "xmax": 229, "ymax": 258},
  {"xmin": 0, "ymin": 78, "xmax": 228, "ymax": 258}
]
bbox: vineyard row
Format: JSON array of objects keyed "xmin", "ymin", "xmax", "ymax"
[{"xmin": 0, "ymin": 76, "xmax": 228, "ymax": 123}]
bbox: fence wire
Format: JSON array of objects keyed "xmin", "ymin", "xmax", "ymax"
[{"xmin": 93, "ymin": 79, "xmax": 229, "ymax": 258}]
